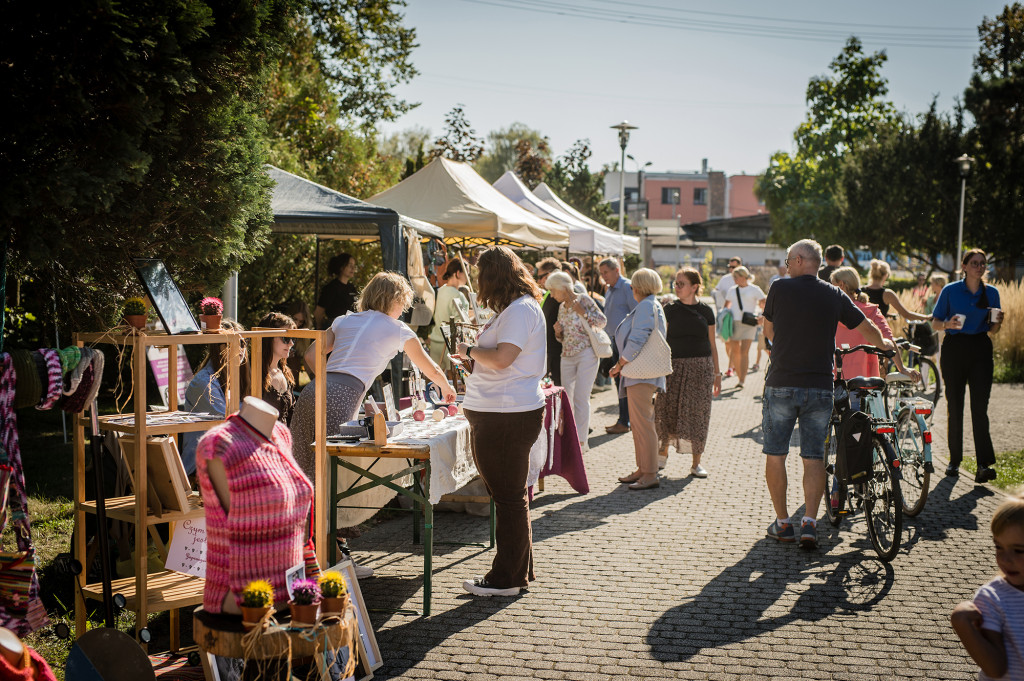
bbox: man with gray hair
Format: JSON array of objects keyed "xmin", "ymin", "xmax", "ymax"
[
  {"xmin": 761, "ymin": 239, "xmax": 892, "ymax": 549},
  {"xmin": 599, "ymin": 257, "xmax": 638, "ymax": 434}
]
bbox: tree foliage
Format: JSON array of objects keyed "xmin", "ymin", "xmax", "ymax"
[
  {"xmin": 0, "ymin": 0, "xmax": 300, "ymax": 338},
  {"xmin": 475, "ymin": 123, "xmax": 549, "ymax": 182},
  {"xmin": 430, "ymin": 105, "xmax": 485, "ymax": 163},
  {"xmin": 514, "ymin": 138, "xmax": 552, "ymax": 190},
  {"xmin": 545, "ymin": 140, "xmax": 613, "ymax": 227},
  {"xmin": 757, "ymin": 37, "xmax": 898, "ymax": 246}
]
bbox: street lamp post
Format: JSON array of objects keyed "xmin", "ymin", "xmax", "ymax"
[
  {"xmin": 611, "ymin": 121, "xmax": 637, "ymax": 234},
  {"xmin": 954, "ymin": 154, "xmax": 975, "ymax": 279},
  {"xmin": 627, "ymin": 155, "xmax": 652, "ymax": 263}
]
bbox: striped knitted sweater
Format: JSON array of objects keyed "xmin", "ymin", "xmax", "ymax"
[{"xmin": 196, "ymin": 415, "xmax": 312, "ymax": 613}]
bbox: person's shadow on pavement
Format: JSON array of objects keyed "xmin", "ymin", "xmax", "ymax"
[
  {"xmin": 646, "ymin": 539, "xmax": 894, "ymax": 662},
  {"xmin": 902, "ymin": 474, "xmax": 994, "ymax": 548}
]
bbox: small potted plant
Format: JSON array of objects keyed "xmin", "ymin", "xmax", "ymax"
[
  {"xmin": 288, "ymin": 578, "xmax": 321, "ymax": 628},
  {"xmin": 198, "ymin": 296, "xmax": 223, "ymax": 333},
  {"xmin": 239, "ymin": 580, "xmax": 274, "ymax": 631},
  {"xmin": 122, "ymin": 297, "xmax": 148, "ymax": 330},
  {"xmin": 318, "ymin": 571, "xmax": 349, "ymax": 617}
]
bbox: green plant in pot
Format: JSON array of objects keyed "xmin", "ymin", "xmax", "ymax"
[
  {"xmin": 122, "ymin": 297, "xmax": 148, "ymax": 330},
  {"xmin": 198, "ymin": 296, "xmax": 224, "ymax": 333},
  {"xmin": 289, "ymin": 578, "xmax": 321, "ymax": 628},
  {"xmin": 239, "ymin": 580, "xmax": 274, "ymax": 631},
  {"xmin": 318, "ymin": 571, "xmax": 349, "ymax": 617}
]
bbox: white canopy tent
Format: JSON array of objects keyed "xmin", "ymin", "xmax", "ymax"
[
  {"xmin": 370, "ymin": 157, "xmax": 569, "ymax": 249},
  {"xmin": 492, "ymin": 171, "xmax": 626, "ymax": 256},
  {"xmin": 533, "ymin": 182, "xmax": 640, "ymax": 255}
]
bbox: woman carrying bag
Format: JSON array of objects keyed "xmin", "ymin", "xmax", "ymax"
[
  {"xmin": 722, "ymin": 266, "xmax": 765, "ymax": 389},
  {"xmin": 609, "ymin": 268, "xmax": 672, "ymax": 490}
]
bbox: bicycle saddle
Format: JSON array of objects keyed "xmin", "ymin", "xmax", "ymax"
[
  {"xmin": 884, "ymin": 372, "xmax": 914, "ymax": 384},
  {"xmin": 847, "ymin": 376, "xmax": 886, "ymax": 391}
]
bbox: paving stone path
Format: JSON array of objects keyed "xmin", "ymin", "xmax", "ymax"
[{"xmin": 353, "ymin": 342, "xmax": 1015, "ymax": 680}]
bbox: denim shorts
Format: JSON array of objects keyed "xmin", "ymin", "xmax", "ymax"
[{"xmin": 761, "ymin": 386, "xmax": 834, "ymax": 460}]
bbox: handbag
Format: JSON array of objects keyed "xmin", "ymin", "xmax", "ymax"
[
  {"xmin": 620, "ymin": 306, "xmax": 673, "ymax": 379},
  {"xmin": 735, "ymin": 286, "xmax": 758, "ymax": 326},
  {"xmin": 574, "ymin": 299, "xmax": 613, "ymax": 359}
]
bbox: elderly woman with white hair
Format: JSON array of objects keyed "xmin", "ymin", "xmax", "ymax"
[
  {"xmin": 548, "ymin": 271, "xmax": 607, "ymax": 452},
  {"xmin": 609, "ymin": 268, "xmax": 671, "ymax": 490}
]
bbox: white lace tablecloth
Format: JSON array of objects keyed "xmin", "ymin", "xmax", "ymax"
[{"xmin": 389, "ymin": 413, "xmax": 475, "ymax": 505}]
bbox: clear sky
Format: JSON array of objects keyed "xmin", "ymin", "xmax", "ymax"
[{"xmin": 378, "ymin": 0, "xmax": 1007, "ymax": 177}]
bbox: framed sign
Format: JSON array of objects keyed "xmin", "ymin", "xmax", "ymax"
[
  {"xmin": 327, "ymin": 559, "xmax": 381, "ymax": 674},
  {"xmin": 133, "ymin": 258, "xmax": 200, "ymax": 335}
]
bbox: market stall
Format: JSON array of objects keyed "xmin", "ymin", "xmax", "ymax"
[{"xmin": 533, "ymin": 182, "xmax": 640, "ymax": 255}]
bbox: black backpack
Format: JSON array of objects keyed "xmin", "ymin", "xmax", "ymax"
[{"xmin": 839, "ymin": 410, "xmax": 875, "ymax": 484}]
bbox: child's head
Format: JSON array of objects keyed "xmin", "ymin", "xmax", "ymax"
[{"xmin": 991, "ymin": 494, "xmax": 1024, "ymax": 588}]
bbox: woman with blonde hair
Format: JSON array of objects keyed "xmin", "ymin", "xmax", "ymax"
[
  {"xmin": 655, "ymin": 268, "xmax": 721, "ymax": 477},
  {"xmin": 610, "ymin": 268, "xmax": 671, "ymax": 490},
  {"xmin": 864, "ymin": 259, "xmax": 931, "ymax": 323},
  {"xmin": 548, "ymin": 270, "xmax": 607, "ymax": 452},
  {"xmin": 722, "ymin": 265, "xmax": 765, "ymax": 389}
]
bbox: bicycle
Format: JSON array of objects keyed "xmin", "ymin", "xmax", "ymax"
[
  {"xmin": 882, "ymin": 320, "xmax": 941, "ymax": 421},
  {"xmin": 885, "ymin": 339, "xmax": 935, "ymax": 516},
  {"xmin": 824, "ymin": 344, "xmax": 904, "ymax": 562}
]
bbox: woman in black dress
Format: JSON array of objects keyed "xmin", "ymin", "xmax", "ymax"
[
  {"xmin": 256, "ymin": 312, "xmax": 297, "ymax": 425},
  {"xmin": 655, "ymin": 267, "xmax": 722, "ymax": 477}
]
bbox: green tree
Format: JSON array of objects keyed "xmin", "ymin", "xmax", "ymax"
[
  {"xmin": 307, "ymin": 0, "xmax": 419, "ymax": 127},
  {"xmin": 962, "ymin": 3, "xmax": 1024, "ymax": 266},
  {"xmin": 475, "ymin": 123, "xmax": 549, "ymax": 182},
  {"xmin": 0, "ymin": 0, "xmax": 299, "ymax": 336},
  {"xmin": 514, "ymin": 138, "xmax": 552, "ymax": 190},
  {"xmin": 544, "ymin": 140, "xmax": 613, "ymax": 226},
  {"xmin": 430, "ymin": 105, "xmax": 485, "ymax": 163},
  {"xmin": 757, "ymin": 37, "xmax": 898, "ymax": 245},
  {"xmin": 840, "ymin": 103, "xmax": 968, "ymax": 272}
]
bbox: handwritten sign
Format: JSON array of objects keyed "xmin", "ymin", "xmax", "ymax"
[{"xmin": 165, "ymin": 518, "xmax": 207, "ymax": 577}]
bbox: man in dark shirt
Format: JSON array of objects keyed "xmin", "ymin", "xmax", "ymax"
[
  {"xmin": 536, "ymin": 257, "xmax": 563, "ymax": 385},
  {"xmin": 817, "ymin": 244, "xmax": 844, "ymax": 282},
  {"xmin": 315, "ymin": 253, "xmax": 359, "ymax": 329},
  {"xmin": 762, "ymin": 239, "xmax": 891, "ymax": 549}
]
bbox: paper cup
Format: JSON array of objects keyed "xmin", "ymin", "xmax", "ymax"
[
  {"xmin": 952, "ymin": 313, "xmax": 967, "ymax": 328},
  {"xmin": 989, "ymin": 308, "xmax": 1001, "ymax": 323}
]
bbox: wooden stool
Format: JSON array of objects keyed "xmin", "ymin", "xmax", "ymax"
[{"xmin": 192, "ymin": 607, "xmax": 355, "ymax": 681}]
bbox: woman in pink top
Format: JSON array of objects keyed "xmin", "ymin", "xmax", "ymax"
[{"xmin": 830, "ymin": 267, "xmax": 918, "ymax": 381}]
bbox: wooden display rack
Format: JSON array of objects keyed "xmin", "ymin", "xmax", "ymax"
[{"xmin": 72, "ymin": 328, "xmax": 328, "ymax": 649}]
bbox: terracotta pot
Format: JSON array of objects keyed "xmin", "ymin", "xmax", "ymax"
[
  {"xmin": 289, "ymin": 602, "xmax": 319, "ymax": 628},
  {"xmin": 240, "ymin": 605, "xmax": 271, "ymax": 631},
  {"xmin": 200, "ymin": 314, "xmax": 222, "ymax": 333},
  {"xmin": 123, "ymin": 314, "xmax": 147, "ymax": 330},
  {"xmin": 320, "ymin": 595, "xmax": 349, "ymax": 617}
]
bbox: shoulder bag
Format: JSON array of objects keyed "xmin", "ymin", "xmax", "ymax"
[
  {"xmin": 621, "ymin": 304, "xmax": 673, "ymax": 379},
  {"xmin": 735, "ymin": 286, "xmax": 758, "ymax": 326},
  {"xmin": 573, "ymin": 297, "xmax": 613, "ymax": 359}
]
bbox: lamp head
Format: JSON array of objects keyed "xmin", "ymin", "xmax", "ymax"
[
  {"xmin": 611, "ymin": 120, "xmax": 637, "ymax": 150},
  {"xmin": 954, "ymin": 153, "xmax": 975, "ymax": 178}
]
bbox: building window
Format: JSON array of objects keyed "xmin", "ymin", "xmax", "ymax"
[
  {"xmin": 661, "ymin": 187, "xmax": 680, "ymax": 205},
  {"xmin": 625, "ymin": 188, "xmax": 639, "ymax": 201},
  {"xmin": 694, "ymin": 188, "xmax": 707, "ymax": 205}
]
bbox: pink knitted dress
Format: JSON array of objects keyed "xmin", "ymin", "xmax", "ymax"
[{"xmin": 196, "ymin": 415, "xmax": 313, "ymax": 613}]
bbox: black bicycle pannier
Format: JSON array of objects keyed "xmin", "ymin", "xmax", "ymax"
[
  {"xmin": 839, "ymin": 410, "xmax": 874, "ymax": 484},
  {"xmin": 911, "ymin": 323, "xmax": 938, "ymax": 356}
]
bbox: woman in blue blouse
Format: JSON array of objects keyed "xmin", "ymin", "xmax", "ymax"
[
  {"xmin": 931, "ymin": 249, "xmax": 1005, "ymax": 482},
  {"xmin": 609, "ymin": 268, "xmax": 670, "ymax": 490}
]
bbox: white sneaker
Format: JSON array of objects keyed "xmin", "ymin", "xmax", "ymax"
[
  {"xmin": 462, "ymin": 577, "xmax": 520, "ymax": 597},
  {"xmin": 353, "ymin": 562, "xmax": 374, "ymax": 579},
  {"xmin": 690, "ymin": 465, "xmax": 709, "ymax": 478}
]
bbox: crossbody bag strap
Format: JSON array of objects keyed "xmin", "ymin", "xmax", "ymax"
[{"xmin": 734, "ymin": 286, "xmax": 744, "ymax": 312}]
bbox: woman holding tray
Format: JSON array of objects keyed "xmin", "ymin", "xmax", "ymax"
[{"xmin": 455, "ymin": 246, "xmax": 546, "ymax": 598}]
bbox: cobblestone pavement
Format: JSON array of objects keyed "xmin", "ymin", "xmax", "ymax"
[{"xmin": 352, "ymin": 341, "xmax": 1013, "ymax": 680}]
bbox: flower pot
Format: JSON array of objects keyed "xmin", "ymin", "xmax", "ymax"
[
  {"xmin": 123, "ymin": 314, "xmax": 147, "ymax": 330},
  {"xmin": 240, "ymin": 605, "xmax": 272, "ymax": 631},
  {"xmin": 320, "ymin": 595, "xmax": 349, "ymax": 618},
  {"xmin": 289, "ymin": 602, "xmax": 319, "ymax": 628},
  {"xmin": 200, "ymin": 314, "xmax": 222, "ymax": 333}
]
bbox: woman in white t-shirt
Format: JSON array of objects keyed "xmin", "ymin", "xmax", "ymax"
[
  {"xmin": 722, "ymin": 266, "xmax": 766, "ymax": 389},
  {"xmin": 454, "ymin": 246, "xmax": 546, "ymax": 598}
]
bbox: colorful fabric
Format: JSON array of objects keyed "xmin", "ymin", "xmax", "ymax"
[
  {"xmin": 0, "ymin": 354, "xmax": 48, "ymax": 635},
  {"xmin": 196, "ymin": 415, "xmax": 312, "ymax": 613},
  {"xmin": 60, "ymin": 363, "xmax": 94, "ymax": 414},
  {"xmin": 36, "ymin": 349, "xmax": 63, "ymax": 410},
  {"xmin": 556, "ymin": 294, "xmax": 606, "ymax": 358},
  {"xmin": 62, "ymin": 347, "xmax": 92, "ymax": 396},
  {"xmin": 0, "ymin": 644, "xmax": 57, "ymax": 681},
  {"xmin": 58, "ymin": 346, "xmax": 81, "ymax": 376},
  {"xmin": 81, "ymin": 348, "xmax": 105, "ymax": 408}
]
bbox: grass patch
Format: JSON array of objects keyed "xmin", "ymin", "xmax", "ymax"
[
  {"xmin": 994, "ymin": 359, "xmax": 1024, "ymax": 384},
  {"xmin": 961, "ymin": 448, "xmax": 1024, "ymax": 492}
]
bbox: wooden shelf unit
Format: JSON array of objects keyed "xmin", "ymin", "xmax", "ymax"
[{"xmin": 72, "ymin": 328, "xmax": 328, "ymax": 647}]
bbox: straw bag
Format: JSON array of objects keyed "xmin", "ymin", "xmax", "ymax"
[
  {"xmin": 620, "ymin": 309, "xmax": 672, "ymax": 379},
  {"xmin": 574, "ymin": 303, "xmax": 612, "ymax": 359}
]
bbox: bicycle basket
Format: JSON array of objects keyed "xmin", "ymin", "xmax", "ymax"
[
  {"xmin": 910, "ymin": 323, "xmax": 938, "ymax": 356},
  {"xmin": 839, "ymin": 410, "xmax": 875, "ymax": 484}
]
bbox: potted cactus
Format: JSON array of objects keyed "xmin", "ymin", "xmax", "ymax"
[
  {"xmin": 122, "ymin": 297, "xmax": 148, "ymax": 330},
  {"xmin": 318, "ymin": 571, "xmax": 349, "ymax": 617},
  {"xmin": 239, "ymin": 580, "xmax": 274, "ymax": 631},
  {"xmin": 198, "ymin": 296, "xmax": 223, "ymax": 333},
  {"xmin": 288, "ymin": 578, "xmax": 321, "ymax": 628}
]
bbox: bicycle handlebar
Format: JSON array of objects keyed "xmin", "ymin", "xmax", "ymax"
[
  {"xmin": 893, "ymin": 338, "xmax": 922, "ymax": 353},
  {"xmin": 835, "ymin": 344, "xmax": 896, "ymax": 359}
]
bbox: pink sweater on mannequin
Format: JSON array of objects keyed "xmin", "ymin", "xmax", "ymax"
[{"xmin": 196, "ymin": 415, "xmax": 313, "ymax": 612}]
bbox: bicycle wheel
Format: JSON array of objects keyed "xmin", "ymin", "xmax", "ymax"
[
  {"xmin": 895, "ymin": 410, "xmax": 930, "ymax": 516},
  {"xmin": 864, "ymin": 435, "xmax": 903, "ymax": 562},
  {"xmin": 915, "ymin": 356, "xmax": 941, "ymax": 418},
  {"xmin": 823, "ymin": 417, "xmax": 845, "ymax": 527}
]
